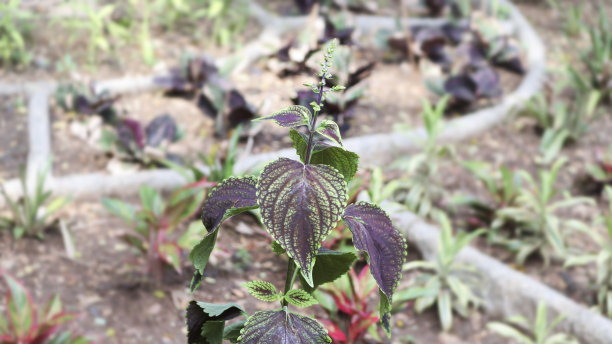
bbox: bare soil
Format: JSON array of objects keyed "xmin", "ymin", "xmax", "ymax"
[{"xmin": 2, "ymin": 0, "xmax": 612, "ymax": 343}]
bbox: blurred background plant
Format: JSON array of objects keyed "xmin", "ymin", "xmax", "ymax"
[
  {"xmin": 101, "ymin": 178, "xmax": 213, "ymax": 283},
  {"xmin": 0, "ymin": 271, "xmax": 91, "ymax": 344},
  {"xmin": 0, "ymin": 165, "xmax": 70, "ymax": 239},
  {"xmin": 453, "ymin": 161, "xmax": 522, "ymax": 236},
  {"xmin": 401, "ymin": 214, "xmax": 482, "ymax": 332},
  {"xmin": 0, "ymin": 0, "xmax": 34, "ymax": 67},
  {"xmin": 493, "ymin": 158, "xmax": 594, "ymax": 265},
  {"xmin": 487, "ymin": 301, "xmax": 579, "ymax": 344},
  {"xmin": 565, "ymin": 186, "xmax": 612, "ymax": 318},
  {"xmin": 391, "ymin": 97, "xmax": 452, "ymax": 220},
  {"xmin": 313, "ymin": 264, "xmax": 382, "ymax": 343}
]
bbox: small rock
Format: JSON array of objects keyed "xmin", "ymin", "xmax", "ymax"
[
  {"xmin": 147, "ymin": 303, "xmax": 162, "ymax": 315},
  {"xmin": 231, "ymin": 288, "xmax": 245, "ymax": 298},
  {"xmin": 235, "ymin": 222, "xmax": 254, "ymax": 235}
]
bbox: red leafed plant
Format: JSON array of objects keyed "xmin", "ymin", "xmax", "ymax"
[
  {"xmin": 315, "ymin": 264, "xmax": 381, "ymax": 343},
  {"xmin": 0, "ymin": 271, "xmax": 90, "ymax": 344}
]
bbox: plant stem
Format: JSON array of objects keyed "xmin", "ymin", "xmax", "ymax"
[
  {"xmin": 304, "ymin": 82, "xmax": 326, "ymax": 165},
  {"xmin": 281, "ymin": 258, "xmax": 299, "ymax": 307}
]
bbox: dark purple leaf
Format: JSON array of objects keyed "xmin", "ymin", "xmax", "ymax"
[
  {"xmin": 257, "ymin": 158, "xmax": 347, "ymax": 286},
  {"xmin": 74, "ymin": 95, "xmax": 95, "ymax": 114},
  {"xmin": 227, "ymin": 90, "xmax": 255, "ymax": 128},
  {"xmin": 441, "ymin": 21, "xmax": 468, "ymax": 45},
  {"xmin": 444, "ymin": 74, "xmax": 477, "ymax": 105},
  {"xmin": 187, "ymin": 55, "xmax": 218, "ymax": 85},
  {"xmin": 321, "ymin": 18, "xmax": 354, "ymax": 45},
  {"xmin": 294, "ymin": 0, "xmax": 317, "ymax": 14},
  {"xmin": 145, "ymin": 114, "xmax": 177, "ymax": 147},
  {"xmin": 422, "ymin": 0, "xmax": 448, "ymax": 17},
  {"xmin": 342, "ymin": 202, "xmax": 406, "ymax": 309},
  {"xmin": 346, "ymin": 62, "xmax": 376, "ymax": 89},
  {"xmin": 237, "ymin": 310, "xmax": 331, "ymax": 344},
  {"xmin": 116, "ymin": 118, "xmax": 145, "ymax": 152},
  {"xmin": 187, "ymin": 301, "xmax": 245, "ymax": 344},
  {"xmin": 276, "ymin": 40, "xmax": 294, "ymax": 62},
  {"xmin": 465, "ymin": 41, "xmax": 488, "ymax": 67},
  {"xmin": 257, "ymin": 105, "xmax": 311, "ymax": 128},
  {"xmin": 470, "ymin": 66, "xmax": 502, "ymax": 98},
  {"xmin": 159, "ymin": 56, "xmax": 218, "ymax": 97},
  {"xmin": 201, "ymin": 176, "xmax": 258, "ymax": 233},
  {"xmin": 342, "ymin": 202, "xmax": 406, "ymax": 299},
  {"xmin": 492, "ymin": 44, "xmax": 525, "ymax": 75},
  {"xmin": 197, "ymin": 94, "xmax": 218, "ymax": 119},
  {"xmin": 387, "ymin": 34, "xmax": 417, "ymax": 61},
  {"xmin": 414, "ymin": 28, "xmax": 449, "ymax": 65}
]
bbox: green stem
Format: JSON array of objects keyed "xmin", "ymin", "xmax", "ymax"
[{"xmin": 281, "ymin": 259, "xmax": 299, "ymax": 307}]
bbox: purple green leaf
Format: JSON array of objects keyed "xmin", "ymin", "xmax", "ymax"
[
  {"xmin": 201, "ymin": 176, "xmax": 258, "ymax": 233},
  {"xmin": 257, "ymin": 158, "xmax": 347, "ymax": 286},
  {"xmin": 145, "ymin": 114, "xmax": 178, "ymax": 147},
  {"xmin": 342, "ymin": 202, "xmax": 406, "ymax": 318},
  {"xmin": 237, "ymin": 310, "xmax": 331, "ymax": 344},
  {"xmin": 243, "ymin": 281, "xmax": 279, "ymax": 302},
  {"xmin": 284, "ymin": 289, "xmax": 318, "ymax": 307},
  {"xmin": 256, "ymin": 105, "xmax": 311, "ymax": 129},
  {"xmin": 190, "ymin": 177, "xmax": 258, "ymax": 285},
  {"xmin": 315, "ymin": 120, "xmax": 343, "ymax": 146}
]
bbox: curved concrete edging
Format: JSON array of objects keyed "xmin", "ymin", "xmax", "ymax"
[
  {"xmin": 389, "ymin": 210, "xmax": 612, "ymax": 344},
  {"xmin": 0, "ymin": 0, "xmax": 544, "ymax": 206}
]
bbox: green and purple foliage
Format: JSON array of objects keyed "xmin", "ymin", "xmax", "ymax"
[
  {"xmin": 186, "ymin": 40, "xmax": 407, "ymax": 343},
  {"xmin": 0, "ymin": 271, "xmax": 91, "ymax": 344}
]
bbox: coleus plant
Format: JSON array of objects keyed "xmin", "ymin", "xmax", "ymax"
[
  {"xmin": 100, "ymin": 114, "xmax": 184, "ymax": 166},
  {"xmin": 101, "ymin": 178, "xmax": 214, "ymax": 283},
  {"xmin": 54, "ymin": 83, "xmax": 119, "ymax": 123},
  {"xmin": 158, "ymin": 55, "xmax": 256, "ymax": 135},
  {"xmin": 186, "ymin": 40, "xmax": 407, "ymax": 343},
  {"xmin": 0, "ymin": 271, "xmax": 90, "ymax": 344}
]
